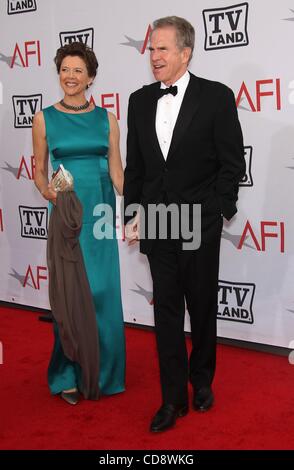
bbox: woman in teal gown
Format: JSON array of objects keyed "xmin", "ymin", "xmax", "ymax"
[{"xmin": 33, "ymin": 42, "xmax": 125, "ymax": 404}]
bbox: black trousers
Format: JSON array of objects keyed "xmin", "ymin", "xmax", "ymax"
[{"xmin": 147, "ymin": 228, "xmax": 222, "ymax": 405}]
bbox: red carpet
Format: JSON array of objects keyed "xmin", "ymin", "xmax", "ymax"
[{"xmin": 0, "ymin": 305, "xmax": 294, "ymax": 450}]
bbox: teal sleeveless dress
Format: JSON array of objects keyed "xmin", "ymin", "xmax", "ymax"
[{"xmin": 43, "ymin": 105, "xmax": 125, "ymax": 396}]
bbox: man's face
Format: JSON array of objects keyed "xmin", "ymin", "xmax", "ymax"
[{"xmin": 149, "ymin": 26, "xmax": 190, "ymax": 86}]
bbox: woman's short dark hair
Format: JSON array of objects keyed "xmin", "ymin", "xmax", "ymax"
[{"xmin": 54, "ymin": 42, "xmax": 98, "ymax": 78}]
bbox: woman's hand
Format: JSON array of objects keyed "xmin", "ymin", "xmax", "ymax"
[{"xmin": 43, "ymin": 182, "xmax": 57, "ymax": 205}]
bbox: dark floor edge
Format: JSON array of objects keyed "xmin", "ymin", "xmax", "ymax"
[
  {"xmin": 0, "ymin": 301, "xmax": 50, "ymax": 314},
  {"xmin": 125, "ymin": 322, "xmax": 291, "ymax": 357}
]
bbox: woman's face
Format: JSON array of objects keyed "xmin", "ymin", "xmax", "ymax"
[{"xmin": 59, "ymin": 55, "xmax": 92, "ymax": 98}]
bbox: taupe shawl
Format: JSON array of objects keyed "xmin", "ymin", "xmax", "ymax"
[{"xmin": 47, "ymin": 191, "xmax": 99, "ymax": 400}]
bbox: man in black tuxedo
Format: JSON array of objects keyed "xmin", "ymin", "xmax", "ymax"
[{"xmin": 123, "ymin": 16, "xmax": 245, "ymax": 432}]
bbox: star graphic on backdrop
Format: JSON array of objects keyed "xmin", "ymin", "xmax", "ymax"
[
  {"xmin": 9, "ymin": 269, "xmax": 32, "ymax": 288},
  {"xmin": 286, "ymin": 158, "xmax": 294, "ymax": 170},
  {"xmin": 0, "ymin": 52, "xmax": 20, "ymax": 67},
  {"xmin": 1, "ymin": 162, "xmax": 26, "ymax": 179},
  {"xmin": 283, "ymin": 9, "xmax": 294, "ymax": 21},
  {"xmin": 120, "ymin": 36, "xmax": 144, "ymax": 53},
  {"xmin": 222, "ymin": 229, "xmax": 253, "ymax": 249},
  {"xmin": 237, "ymin": 97, "xmax": 252, "ymax": 112},
  {"xmin": 131, "ymin": 283, "xmax": 153, "ymax": 304}
]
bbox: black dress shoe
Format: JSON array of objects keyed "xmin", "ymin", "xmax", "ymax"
[
  {"xmin": 193, "ymin": 386, "xmax": 214, "ymax": 412},
  {"xmin": 150, "ymin": 403, "xmax": 188, "ymax": 433},
  {"xmin": 60, "ymin": 390, "xmax": 80, "ymax": 405}
]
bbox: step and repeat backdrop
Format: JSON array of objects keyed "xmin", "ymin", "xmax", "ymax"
[{"xmin": 0, "ymin": 0, "xmax": 294, "ymax": 348}]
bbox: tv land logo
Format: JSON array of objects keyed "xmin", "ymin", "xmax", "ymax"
[
  {"xmin": 218, "ymin": 280, "xmax": 255, "ymax": 324},
  {"xmin": 9, "ymin": 265, "xmax": 47, "ymax": 289},
  {"xmin": 236, "ymin": 79, "xmax": 281, "ymax": 112},
  {"xmin": 239, "ymin": 146, "xmax": 253, "ymax": 186},
  {"xmin": 59, "ymin": 28, "xmax": 94, "ymax": 48},
  {"xmin": 132, "ymin": 280, "xmax": 255, "ymax": 324},
  {"xmin": 7, "ymin": 0, "xmax": 37, "ymax": 15},
  {"xmin": 121, "ymin": 25, "xmax": 152, "ymax": 54},
  {"xmin": 2, "ymin": 156, "xmax": 35, "ymax": 180},
  {"xmin": 202, "ymin": 2, "xmax": 249, "ymax": 51},
  {"xmin": 12, "ymin": 94, "xmax": 42, "ymax": 128},
  {"xmin": 19, "ymin": 206, "xmax": 48, "ymax": 239}
]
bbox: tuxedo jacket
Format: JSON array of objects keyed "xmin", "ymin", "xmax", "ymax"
[{"xmin": 123, "ymin": 72, "xmax": 245, "ymax": 254}]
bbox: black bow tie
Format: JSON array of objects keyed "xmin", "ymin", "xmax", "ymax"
[{"xmin": 157, "ymin": 85, "xmax": 178, "ymax": 99}]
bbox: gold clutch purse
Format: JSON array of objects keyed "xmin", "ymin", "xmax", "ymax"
[{"xmin": 51, "ymin": 164, "xmax": 74, "ymax": 192}]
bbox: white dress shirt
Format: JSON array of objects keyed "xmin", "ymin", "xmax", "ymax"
[{"xmin": 155, "ymin": 70, "xmax": 190, "ymax": 160}]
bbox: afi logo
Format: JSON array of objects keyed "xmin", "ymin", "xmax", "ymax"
[
  {"xmin": 12, "ymin": 94, "xmax": 42, "ymax": 128},
  {"xmin": 203, "ymin": 2, "xmax": 249, "ymax": 51},
  {"xmin": 23, "ymin": 265, "xmax": 47, "ymax": 289},
  {"xmin": 101, "ymin": 93, "xmax": 120, "ymax": 120},
  {"xmin": 17, "ymin": 155, "xmax": 35, "ymax": 179},
  {"xmin": 7, "ymin": 0, "xmax": 37, "ymax": 15},
  {"xmin": 10, "ymin": 40, "xmax": 41, "ymax": 68},
  {"xmin": 238, "ymin": 220, "xmax": 285, "ymax": 253},
  {"xmin": 236, "ymin": 79, "xmax": 281, "ymax": 112},
  {"xmin": 0, "ymin": 208, "xmax": 3, "ymax": 232},
  {"xmin": 121, "ymin": 25, "xmax": 152, "ymax": 54},
  {"xmin": 1, "ymin": 156, "xmax": 35, "ymax": 180},
  {"xmin": 19, "ymin": 206, "xmax": 48, "ymax": 239},
  {"xmin": 239, "ymin": 146, "xmax": 253, "ymax": 186},
  {"xmin": 218, "ymin": 280, "xmax": 255, "ymax": 324},
  {"xmin": 89, "ymin": 93, "xmax": 120, "ymax": 120},
  {"xmin": 59, "ymin": 28, "xmax": 94, "ymax": 48}
]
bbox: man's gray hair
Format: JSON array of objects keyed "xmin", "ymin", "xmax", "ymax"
[{"xmin": 152, "ymin": 16, "xmax": 195, "ymax": 62}]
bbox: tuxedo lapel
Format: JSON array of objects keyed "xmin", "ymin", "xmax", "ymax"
[
  {"xmin": 144, "ymin": 83, "xmax": 166, "ymax": 164},
  {"xmin": 166, "ymin": 74, "xmax": 202, "ymax": 162}
]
